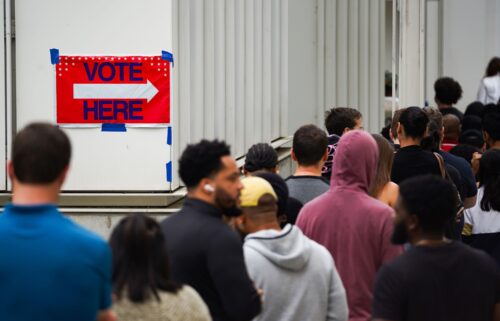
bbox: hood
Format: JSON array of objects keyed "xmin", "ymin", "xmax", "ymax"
[
  {"xmin": 244, "ymin": 224, "xmax": 311, "ymax": 271},
  {"xmin": 330, "ymin": 130, "xmax": 379, "ymax": 192}
]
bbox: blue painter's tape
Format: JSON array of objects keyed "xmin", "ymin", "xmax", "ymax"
[
  {"xmin": 101, "ymin": 123, "xmax": 127, "ymax": 132},
  {"xmin": 167, "ymin": 126, "xmax": 172, "ymax": 145},
  {"xmin": 50, "ymin": 48, "xmax": 60, "ymax": 64},
  {"xmin": 161, "ymin": 50, "xmax": 174, "ymax": 67},
  {"xmin": 166, "ymin": 161, "xmax": 172, "ymax": 182}
]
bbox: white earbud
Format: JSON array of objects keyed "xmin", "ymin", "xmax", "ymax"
[{"xmin": 204, "ymin": 184, "xmax": 215, "ymax": 193}]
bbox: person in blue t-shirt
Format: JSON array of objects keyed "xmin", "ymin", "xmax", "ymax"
[{"xmin": 0, "ymin": 123, "xmax": 115, "ymax": 321}]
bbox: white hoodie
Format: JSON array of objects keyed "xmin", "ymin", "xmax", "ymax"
[{"xmin": 244, "ymin": 224, "xmax": 348, "ymax": 321}]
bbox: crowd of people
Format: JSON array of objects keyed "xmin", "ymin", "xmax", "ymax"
[{"xmin": 1, "ymin": 62, "xmax": 500, "ymax": 321}]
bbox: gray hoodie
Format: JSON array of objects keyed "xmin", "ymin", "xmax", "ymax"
[{"xmin": 244, "ymin": 224, "xmax": 348, "ymax": 321}]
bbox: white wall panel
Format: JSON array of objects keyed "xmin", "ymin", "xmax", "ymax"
[
  {"xmin": 174, "ymin": 0, "xmax": 288, "ymax": 166},
  {"xmin": 311, "ymin": 0, "xmax": 386, "ymax": 133}
]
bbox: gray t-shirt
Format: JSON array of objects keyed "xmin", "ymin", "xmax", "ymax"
[{"xmin": 285, "ymin": 175, "xmax": 330, "ymax": 205}]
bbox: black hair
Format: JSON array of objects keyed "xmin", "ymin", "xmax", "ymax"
[
  {"xmin": 485, "ymin": 57, "xmax": 500, "ymax": 77},
  {"xmin": 399, "ymin": 175, "xmax": 457, "ymax": 235},
  {"xmin": 244, "ymin": 143, "xmax": 278, "ymax": 173},
  {"xmin": 464, "ymin": 101, "xmax": 484, "ymax": 118},
  {"xmin": 398, "ymin": 107, "xmax": 429, "ymax": 139},
  {"xmin": 449, "ymin": 144, "xmax": 481, "ymax": 166},
  {"xmin": 458, "ymin": 129, "xmax": 484, "ymax": 149},
  {"xmin": 292, "ymin": 124, "xmax": 328, "ymax": 166},
  {"xmin": 434, "ymin": 77, "xmax": 463, "ymax": 105},
  {"xmin": 110, "ymin": 214, "xmax": 181, "ymax": 303},
  {"xmin": 324, "ymin": 107, "xmax": 362, "ymax": 136},
  {"xmin": 178, "ymin": 140, "xmax": 231, "ymax": 188},
  {"xmin": 482, "ymin": 104, "xmax": 500, "ymax": 141},
  {"xmin": 462, "ymin": 115, "xmax": 482, "ymax": 132},
  {"xmin": 421, "ymin": 107, "xmax": 442, "ymax": 152},
  {"xmin": 478, "ymin": 150, "xmax": 500, "ymax": 212},
  {"xmin": 12, "ymin": 123, "xmax": 71, "ymax": 183}
]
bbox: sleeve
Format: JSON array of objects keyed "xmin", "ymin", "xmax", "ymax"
[
  {"xmin": 461, "ymin": 162, "xmax": 478, "ymax": 198},
  {"xmin": 295, "ymin": 206, "xmax": 310, "ymax": 233},
  {"xmin": 99, "ymin": 242, "xmax": 113, "ymax": 310},
  {"xmin": 327, "ymin": 256, "xmax": 349, "ymax": 321},
  {"xmin": 372, "ymin": 265, "xmax": 403, "ymax": 321},
  {"xmin": 477, "ymin": 80, "xmax": 487, "ymax": 104},
  {"xmin": 206, "ymin": 228, "xmax": 261, "ymax": 321},
  {"xmin": 379, "ymin": 212, "xmax": 404, "ymax": 265}
]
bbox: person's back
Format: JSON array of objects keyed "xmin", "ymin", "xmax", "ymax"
[
  {"xmin": 375, "ymin": 242, "xmax": 499, "ymax": 321},
  {"xmin": 391, "ymin": 107, "xmax": 441, "ymax": 184},
  {"xmin": 477, "ymin": 57, "xmax": 500, "ymax": 105},
  {"xmin": 110, "ymin": 214, "xmax": 211, "ymax": 321},
  {"xmin": 161, "ymin": 140, "xmax": 261, "ymax": 321},
  {"xmin": 297, "ymin": 130, "xmax": 402, "ymax": 321},
  {"xmin": 0, "ymin": 123, "xmax": 113, "ymax": 321},
  {"xmin": 234, "ymin": 177, "xmax": 348, "ymax": 321},
  {"xmin": 373, "ymin": 175, "xmax": 500, "ymax": 321},
  {"xmin": 322, "ymin": 107, "xmax": 363, "ymax": 180},
  {"xmin": 286, "ymin": 124, "xmax": 330, "ymax": 205},
  {"xmin": 463, "ymin": 150, "xmax": 500, "ymax": 266},
  {"xmin": 244, "ymin": 226, "xmax": 347, "ymax": 321}
]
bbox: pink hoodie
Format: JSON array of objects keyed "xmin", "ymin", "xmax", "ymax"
[{"xmin": 296, "ymin": 130, "xmax": 402, "ymax": 321}]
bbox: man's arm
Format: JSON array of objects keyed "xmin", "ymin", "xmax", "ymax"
[
  {"xmin": 207, "ymin": 228, "xmax": 261, "ymax": 320},
  {"xmin": 327, "ymin": 255, "xmax": 348, "ymax": 321},
  {"xmin": 463, "ymin": 195, "xmax": 477, "ymax": 209}
]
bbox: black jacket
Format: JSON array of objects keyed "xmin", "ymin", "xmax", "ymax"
[{"xmin": 161, "ymin": 198, "xmax": 261, "ymax": 321}]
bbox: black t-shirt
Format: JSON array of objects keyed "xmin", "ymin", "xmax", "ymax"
[
  {"xmin": 391, "ymin": 145, "xmax": 442, "ymax": 184},
  {"xmin": 373, "ymin": 242, "xmax": 500, "ymax": 321},
  {"xmin": 440, "ymin": 107, "xmax": 464, "ymax": 123}
]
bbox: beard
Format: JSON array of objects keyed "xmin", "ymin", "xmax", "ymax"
[
  {"xmin": 391, "ymin": 220, "xmax": 409, "ymax": 245},
  {"xmin": 214, "ymin": 187, "xmax": 242, "ymax": 217}
]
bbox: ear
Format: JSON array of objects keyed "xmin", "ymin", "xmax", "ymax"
[
  {"xmin": 57, "ymin": 166, "xmax": 70, "ymax": 187},
  {"xmin": 397, "ymin": 122, "xmax": 403, "ymax": 136},
  {"xmin": 342, "ymin": 127, "xmax": 351, "ymax": 135},
  {"xmin": 7, "ymin": 161, "xmax": 14, "ymax": 181},
  {"xmin": 407, "ymin": 214, "xmax": 419, "ymax": 232},
  {"xmin": 483, "ymin": 131, "xmax": 490, "ymax": 143},
  {"xmin": 272, "ymin": 167, "xmax": 279, "ymax": 174},
  {"xmin": 322, "ymin": 148, "xmax": 328, "ymax": 161},
  {"xmin": 291, "ymin": 149, "xmax": 297, "ymax": 162}
]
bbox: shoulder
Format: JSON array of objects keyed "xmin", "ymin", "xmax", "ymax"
[{"xmin": 63, "ymin": 217, "xmax": 108, "ymax": 249}]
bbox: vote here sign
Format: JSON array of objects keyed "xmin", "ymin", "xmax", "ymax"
[{"xmin": 56, "ymin": 55, "xmax": 170, "ymax": 124}]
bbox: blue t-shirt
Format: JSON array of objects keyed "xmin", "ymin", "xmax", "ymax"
[{"xmin": 0, "ymin": 203, "xmax": 112, "ymax": 321}]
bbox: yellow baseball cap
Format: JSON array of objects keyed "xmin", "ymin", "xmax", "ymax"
[{"xmin": 240, "ymin": 176, "xmax": 278, "ymax": 207}]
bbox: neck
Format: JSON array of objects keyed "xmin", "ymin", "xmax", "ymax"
[
  {"xmin": 399, "ymin": 137, "xmax": 422, "ymax": 148},
  {"xmin": 248, "ymin": 221, "xmax": 282, "ymax": 234},
  {"xmin": 411, "ymin": 233, "xmax": 449, "ymax": 246},
  {"xmin": 187, "ymin": 190, "xmax": 217, "ymax": 208},
  {"xmin": 294, "ymin": 164, "xmax": 322, "ymax": 176},
  {"xmin": 12, "ymin": 183, "xmax": 60, "ymax": 205},
  {"xmin": 438, "ymin": 103, "xmax": 452, "ymax": 109}
]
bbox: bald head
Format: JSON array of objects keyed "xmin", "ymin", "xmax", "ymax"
[{"xmin": 443, "ymin": 114, "xmax": 461, "ymax": 141}]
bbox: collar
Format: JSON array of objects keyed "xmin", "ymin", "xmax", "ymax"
[
  {"xmin": 3, "ymin": 203, "xmax": 60, "ymax": 218},
  {"xmin": 399, "ymin": 145, "xmax": 423, "ymax": 151},
  {"xmin": 183, "ymin": 198, "xmax": 222, "ymax": 219}
]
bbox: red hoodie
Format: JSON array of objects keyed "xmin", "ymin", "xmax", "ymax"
[{"xmin": 296, "ymin": 130, "xmax": 402, "ymax": 321}]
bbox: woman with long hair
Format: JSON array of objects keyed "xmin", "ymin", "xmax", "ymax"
[
  {"xmin": 110, "ymin": 214, "xmax": 211, "ymax": 321},
  {"xmin": 477, "ymin": 57, "xmax": 500, "ymax": 105},
  {"xmin": 369, "ymin": 134, "xmax": 399, "ymax": 207},
  {"xmin": 463, "ymin": 149, "xmax": 500, "ymax": 266}
]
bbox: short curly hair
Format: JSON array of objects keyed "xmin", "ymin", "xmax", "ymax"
[
  {"xmin": 324, "ymin": 107, "xmax": 362, "ymax": 136},
  {"xmin": 434, "ymin": 77, "xmax": 463, "ymax": 105},
  {"xmin": 178, "ymin": 140, "xmax": 231, "ymax": 188}
]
